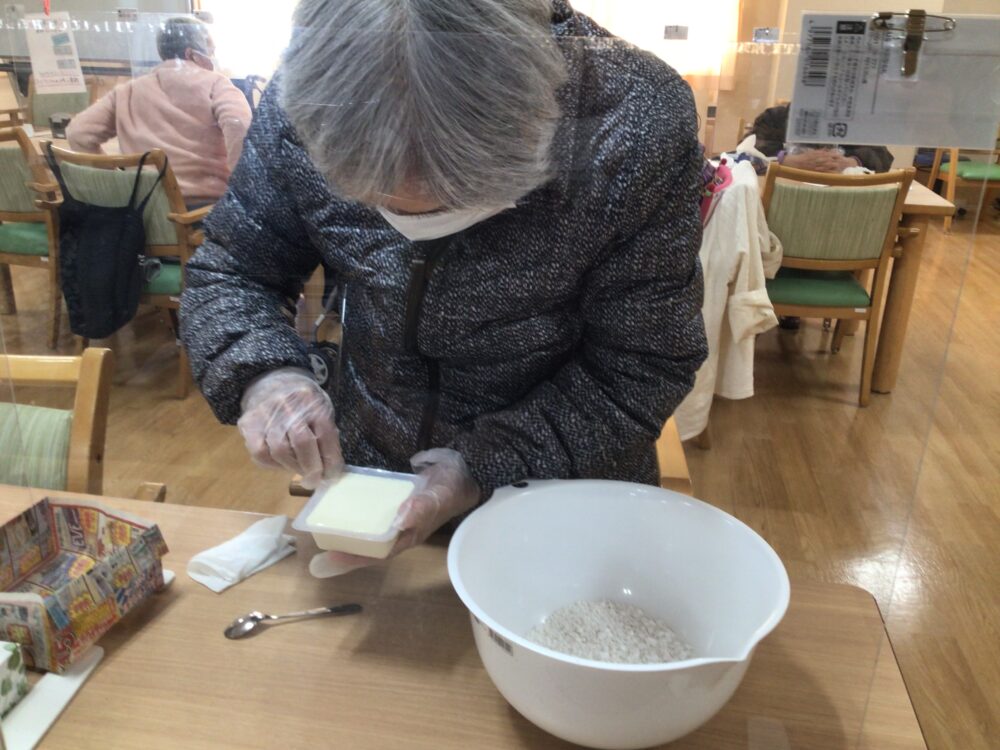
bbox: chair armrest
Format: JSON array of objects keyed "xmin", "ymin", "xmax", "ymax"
[
  {"xmin": 0, "ymin": 106, "xmax": 26, "ymax": 121},
  {"xmin": 28, "ymin": 181, "xmax": 59, "ymax": 195},
  {"xmin": 35, "ymin": 197, "xmax": 63, "ymax": 211},
  {"xmin": 168, "ymin": 204, "xmax": 214, "ymax": 226}
]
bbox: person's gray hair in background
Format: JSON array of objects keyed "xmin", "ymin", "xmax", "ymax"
[
  {"xmin": 157, "ymin": 17, "xmax": 212, "ymax": 62},
  {"xmin": 280, "ymin": 0, "xmax": 567, "ymax": 209}
]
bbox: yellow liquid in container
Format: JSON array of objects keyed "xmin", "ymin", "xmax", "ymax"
[
  {"xmin": 293, "ymin": 467, "xmax": 420, "ymax": 558},
  {"xmin": 306, "ymin": 472, "xmax": 415, "ymax": 536}
]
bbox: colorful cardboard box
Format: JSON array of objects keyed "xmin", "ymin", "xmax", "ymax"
[
  {"xmin": 0, "ymin": 498, "xmax": 168, "ymax": 673},
  {"xmin": 0, "ymin": 641, "xmax": 28, "ymax": 716}
]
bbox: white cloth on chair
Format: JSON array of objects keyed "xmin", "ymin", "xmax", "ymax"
[{"xmin": 675, "ymin": 161, "xmax": 781, "ymax": 441}]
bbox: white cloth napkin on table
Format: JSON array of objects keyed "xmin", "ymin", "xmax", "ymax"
[{"xmin": 186, "ymin": 515, "xmax": 296, "ymax": 593}]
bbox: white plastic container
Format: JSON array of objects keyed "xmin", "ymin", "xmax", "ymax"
[{"xmin": 292, "ymin": 466, "xmax": 419, "ymax": 558}]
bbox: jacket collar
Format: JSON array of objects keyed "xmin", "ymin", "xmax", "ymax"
[{"xmin": 552, "ymin": 0, "xmax": 574, "ymax": 24}]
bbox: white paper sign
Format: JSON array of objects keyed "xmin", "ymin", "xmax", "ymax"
[
  {"xmin": 663, "ymin": 25, "xmax": 689, "ymax": 41},
  {"xmin": 789, "ymin": 13, "xmax": 1000, "ymax": 150},
  {"xmin": 23, "ymin": 12, "xmax": 86, "ymax": 95},
  {"xmin": 752, "ymin": 27, "xmax": 781, "ymax": 44}
]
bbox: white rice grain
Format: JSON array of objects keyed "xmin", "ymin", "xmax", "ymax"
[{"xmin": 528, "ymin": 600, "xmax": 693, "ymax": 664}]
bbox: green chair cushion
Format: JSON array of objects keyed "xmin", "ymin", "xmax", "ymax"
[
  {"xmin": 0, "ymin": 222, "xmax": 49, "ymax": 256},
  {"xmin": 939, "ymin": 161, "xmax": 1000, "ymax": 181},
  {"xmin": 766, "ymin": 268, "xmax": 871, "ymax": 309},
  {"xmin": 0, "ymin": 403, "xmax": 72, "ymax": 491},
  {"xmin": 144, "ymin": 261, "xmax": 182, "ymax": 296}
]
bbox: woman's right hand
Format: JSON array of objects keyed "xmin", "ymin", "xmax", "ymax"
[{"xmin": 237, "ymin": 368, "xmax": 343, "ymax": 489}]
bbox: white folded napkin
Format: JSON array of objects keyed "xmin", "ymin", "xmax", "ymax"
[{"xmin": 187, "ymin": 515, "xmax": 296, "ymax": 593}]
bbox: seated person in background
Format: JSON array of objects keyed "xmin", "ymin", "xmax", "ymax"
[
  {"xmin": 66, "ymin": 17, "xmax": 252, "ymax": 208},
  {"xmin": 748, "ymin": 104, "xmax": 894, "ymax": 173}
]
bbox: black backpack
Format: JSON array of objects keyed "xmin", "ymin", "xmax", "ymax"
[{"xmin": 46, "ymin": 144, "xmax": 165, "ymax": 339}]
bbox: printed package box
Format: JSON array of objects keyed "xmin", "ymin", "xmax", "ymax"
[
  {"xmin": 0, "ymin": 498, "xmax": 168, "ymax": 672},
  {"xmin": 0, "ymin": 641, "xmax": 28, "ymax": 716}
]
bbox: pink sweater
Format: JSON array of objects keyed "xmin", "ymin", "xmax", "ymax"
[{"xmin": 66, "ymin": 60, "xmax": 252, "ymax": 204}]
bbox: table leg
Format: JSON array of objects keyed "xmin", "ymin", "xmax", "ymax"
[{"xmin": 872, "ymin": 215, "xmax": 928, "ymax": 393}]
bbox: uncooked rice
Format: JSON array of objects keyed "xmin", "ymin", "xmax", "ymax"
[{"xmin": 528, "ymin": 600, "xmax": 693, "ymax": 664}]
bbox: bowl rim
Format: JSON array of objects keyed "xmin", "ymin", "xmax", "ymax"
[{"xmin": 447, "ymin": 479, "xmax": 791, "ymax": 672}]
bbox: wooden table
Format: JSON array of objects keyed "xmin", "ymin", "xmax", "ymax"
[
  {"xmin": 873, "ymin": 181, "xmax": 955, "ymax": 393},
  {"xmin": 0, "ymin": 486, "xmax": 926, "ymax": 750},
  {"xmin": 2, "ymin": 487, "xmax": 926, "ymax": 750}
]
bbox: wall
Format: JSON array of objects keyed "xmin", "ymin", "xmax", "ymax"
[
  {"xmin": 571, "ymin": 1, "xmax": 740, "ymax": 143},
  {"xmin": 712, "ymin": 0, "xmax": 1000, "ymax": 162},
  {"xmin": 714, "ymin": 0, "xmax": 786, "ymax": 152},
  {"xmin": 201, "ymin": 0, "xmax": 299, "ymax": 77},
  {"xmin": 942, "ymin": 0, "xmax": 1000, "ymax": 11}
]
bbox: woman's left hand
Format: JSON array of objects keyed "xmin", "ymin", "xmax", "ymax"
[{"xmin": 309, "ymin": 448, "xmax": 481, "ymax": 577}]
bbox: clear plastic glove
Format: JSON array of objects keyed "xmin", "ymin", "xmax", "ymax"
[
  {"xmin": 309, "ymin": 448, "xmax": 481, "ymax": 578},
  {"xmin": 238, "ymin": 368, "xmax": 343, "ymax": 490}
]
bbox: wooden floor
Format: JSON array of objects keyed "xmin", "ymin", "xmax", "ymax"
[{"xmin": 1, "ymin": 211, "xmax": 998, "ymax": 748}]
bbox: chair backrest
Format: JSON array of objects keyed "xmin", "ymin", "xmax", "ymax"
[
  {"xmin": 0, "ymin": 402, "xmax": 73, "ymax": 490},
  {"xmin": 0, "ymin": 348, "xmax": 114, "ymax": 494},
  {"xmin": 46, "ymin": 145, "xmax": 187, "ymax": 250},
  {"xmin": 0, "ymin": 127, "xmax": 43, "ymax": 217},
  {"xmin": 762, "ymin": 164, "xmax": 914, "ymax": 269}
]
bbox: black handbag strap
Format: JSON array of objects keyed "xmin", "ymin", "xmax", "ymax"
[
  {"xmin": 44, "ymin": 141, "xmax": 72, "ymax": 200},
  {"xmin": 130, "ymin": 153, "xmax": 169, "ymax": 213}
]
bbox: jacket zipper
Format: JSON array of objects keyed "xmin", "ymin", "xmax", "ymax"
[{"xmin": 403, "ymin": 238, "xmax": 450, "ymax": 452}]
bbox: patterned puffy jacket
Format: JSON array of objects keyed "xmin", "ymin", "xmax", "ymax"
[{"xmin": 179, "ymin": 1, "xmax": 708, "ymax": 493}]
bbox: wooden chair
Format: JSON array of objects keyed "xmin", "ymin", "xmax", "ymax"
[
  {"xmin": 926, "ymin": 136, "xmax": 1000, "ymax": 232},
  {"xmin": 762, "ymin": 163, "xmax": 915, "ymax": 406},
  {"xmin": 0, "ymin": 126, "xmax": 62, "ymax": 348},
  {"xmin": 0, "ymin": 71, "xmax": 28, "ymax": 128},
  {"xmin": 41, "ymin": 145, "xmax": 212, "ymax": 398},
  {"xmin": 289, "ymin": 417, "xmax": 694, "ymax": 498},
  {"xmin": 0, "ymin": 348, "xmax": 113, "ymax": 494},
  {"xmin": 0, "ymin": 106, "xmax": 27, "ymax": 128}
]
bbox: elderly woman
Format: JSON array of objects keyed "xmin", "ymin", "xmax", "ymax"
[{"xmin": 180, "ymin": 0, "xmax": 707, "ymax": 575}]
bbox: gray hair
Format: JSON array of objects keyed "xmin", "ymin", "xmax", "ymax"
[
  {"xmin": 281, "ymin": 0, "xmax": 567, "ymax": 208},
  {"xmin": 157, "ymin": 17, "xmax": 212, "ymax": 61}
]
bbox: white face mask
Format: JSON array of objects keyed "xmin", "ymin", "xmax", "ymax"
[{"xmin": 376, "ymin": 203, "xmax": 514, "ymax": 241}]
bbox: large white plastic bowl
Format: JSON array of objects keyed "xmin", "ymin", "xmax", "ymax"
[{"xmin": 447, "ymin": 480, "xmax": 789, "ymax": 749}]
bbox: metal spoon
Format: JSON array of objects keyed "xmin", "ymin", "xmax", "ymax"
[{"xmin": 224, "ymin": 603, "xmax": 363, "ymax": 640}]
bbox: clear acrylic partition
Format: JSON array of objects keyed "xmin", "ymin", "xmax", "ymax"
[
  {"xmin": 0, "ymin": 4, "xmax": 997, "ymax": 748},
  {"xmin": 593, "ymin": 5, "xmax": 995, "ymax": 749}
]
